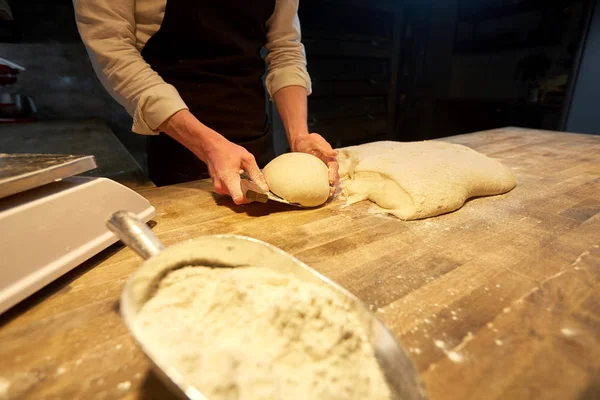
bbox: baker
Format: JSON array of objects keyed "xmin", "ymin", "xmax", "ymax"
[{"xmin": 73, "ymin": 0, "xmax": 339, "ymax": 204}]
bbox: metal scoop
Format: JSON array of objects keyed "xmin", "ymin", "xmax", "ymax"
[{"xmin": 107, "ymin": 210, "xmax": 427, "ymax": 400}]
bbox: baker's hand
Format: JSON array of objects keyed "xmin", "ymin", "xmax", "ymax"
[
  {"xmin": 205, "ymin": 138, "xmax": 269, "ymax": 205},
  {"xmin": 291, "ymin": 133, "xmax": 339, "ymax": 190},
  {"xmin": 158, "ymin": 109, "xmax": 268, "ymax": 205}
]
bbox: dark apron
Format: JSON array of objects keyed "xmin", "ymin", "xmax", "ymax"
[{"xmin": 141, "ymin": 0, "xmax": 276, "ymax": 186}]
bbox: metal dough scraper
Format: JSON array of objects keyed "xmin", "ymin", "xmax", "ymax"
[{"xmin": 240, "ymin": 177, "xmax": 305, "ymax": 207}]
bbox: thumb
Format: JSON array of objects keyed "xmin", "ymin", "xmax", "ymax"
[
  {"xmin": 242, "ymin": 158, "xmax": 269, "ymax": 192},
  {"xmin": 309, "ymin": 134, "xmax": 337, "ymax": 158},
  {"xmin": 320, "ymin": 147, "xmax": 338, "ymax": 158}
]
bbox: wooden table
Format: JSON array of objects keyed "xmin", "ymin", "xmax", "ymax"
[{"xmin": 1, "ymin": 127, "xmax": 599, "ymax": 400}]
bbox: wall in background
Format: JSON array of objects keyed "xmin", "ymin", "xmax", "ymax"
[
  {"xmin": 420, "ymin": 0, "xmax": 459, "ymax": 100},
  {"xmin": 449, "ymin": 1, "xmax": 587, "ymax": 101},
  {"xmin": 0, "ymin": 0, "xmax": 147, "ymax": 168},
  {"xmin": 451, "ymin": 48, "xmax": 549, "ymax": 99},
  {"xmin": 566, "ymin": 0, "xmax": 600, "ymax": 134}
]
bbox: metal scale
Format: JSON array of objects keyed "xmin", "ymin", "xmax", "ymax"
[{"xmin": 0, "ymin": 153, "xmax": 155, "ymax": 314}]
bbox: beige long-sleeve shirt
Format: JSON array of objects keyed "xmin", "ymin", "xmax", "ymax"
[{"xmin": 73, "ymin": 0, "xmax": 311, "ymax": 135}]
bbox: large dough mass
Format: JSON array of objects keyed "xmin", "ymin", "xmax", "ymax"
[
  {"xmin": 263, "ymin": 153, "xmax": 330, "ymax": 207},
  {"xmin": 337, "ymin": 141, "xmax": 516, "ymax": 220}
]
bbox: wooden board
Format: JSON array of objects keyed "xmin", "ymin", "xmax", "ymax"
[{"xmin": 0, "ymin": 127, "xmax": 599, "ymax": 399}]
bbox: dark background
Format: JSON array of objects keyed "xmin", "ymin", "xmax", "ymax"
[{"xmin": 1, "ymin": 0, "xmax": 598, "ymax": 172}]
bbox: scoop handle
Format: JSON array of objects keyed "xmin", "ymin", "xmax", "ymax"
[{"xmin": 107, "ymin": 210, "xmax": 165, "ymax": 260}]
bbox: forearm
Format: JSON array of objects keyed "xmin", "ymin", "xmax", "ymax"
[
  {"xmin": 158, "ymin": 110, "xmax": 227, "ymax": 162},
  {"xmin": 272, "ymin": 85, "xmax": 310, "ymax": 151}
]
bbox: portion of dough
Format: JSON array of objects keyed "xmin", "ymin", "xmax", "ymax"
[
  {"xmin": 263, "ymin": 153, "xmax": 330, "ymax": 207},
  {"xmin": 337, "ymin": 141, "xmax": 516, "ymax": 220}
]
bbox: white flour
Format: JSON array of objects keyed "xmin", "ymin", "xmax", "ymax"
[{"xmin": 134, "ymin": 266, "xmax": 391, "ymax": 400}]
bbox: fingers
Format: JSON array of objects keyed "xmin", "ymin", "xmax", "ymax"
[
  {"xmin": 241, "ymin": 154, "xmax": 269, "ymax": 192},
  {"xmin": 212, "ymin": 169, "xmax": 249, "ymax": 205},
  {"xmin": 221, "ymin": 172, "xmax": 249, "ymax": 205},
  {"xmin": 213, "ymin": 179, "xmax": 228, "ymax": 195},
  {"xmin": 321, "ymin": 147, "xmax": 338, "ymax": 158},
  {"xmin": 327, "ymin": 157, "xmax": 340, "ymax": 189},
  {"xmin": 308, "ymin": 133, "xmax": 337, "ymax": 158},
  {"xmin": 306, "ymin": 133, "xmax": 338, "ymax": 189}
]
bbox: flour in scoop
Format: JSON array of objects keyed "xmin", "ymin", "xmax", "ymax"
[{"xmin": 134, "ymin": 266, "xmax": 392, "ymax": 400}]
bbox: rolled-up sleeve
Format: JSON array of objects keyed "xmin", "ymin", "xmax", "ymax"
[
  {"xmin": 264, "ymin": 0, "xmax": 312, "ymax": 97},
  {"xmin": 73, "ymin": 0, "xmax": 187, "ymax": 135}
]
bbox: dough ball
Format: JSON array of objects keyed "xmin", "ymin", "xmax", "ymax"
[{"xmin": 263, "ymin": 153, "xmax": 330, "ymax": 207}]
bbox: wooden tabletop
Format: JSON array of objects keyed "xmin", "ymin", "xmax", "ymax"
[{"xmin": 1, "ymin": 127, "xmax": 599, "ymax": 400}]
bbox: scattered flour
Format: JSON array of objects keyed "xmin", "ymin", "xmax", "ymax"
[
  {"xmin": 434, "ymin": 340, "xmax": 464, "ymax": 363},
  {"xmin": 447, "ymin": 351, "xmax": 464, "ymax": 363},
  {"xmin": 134, "ymin": 266, "xmax": 392, "ymax": 400},
  {"xmin": 560, "ymin": 328, "xmax": 576, "ymax": 337},
  {"xmin": 56, "ymin": 367, "xmax": 66, "ymax": 375},
  {"xmin": 117, "ymin": 381, "xmax": 131, "ymax": 391},
  {"xmin": 0, "ymin": 377, "xmax": 10, "ymax": 397}
]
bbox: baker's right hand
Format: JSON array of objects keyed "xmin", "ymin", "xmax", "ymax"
[
  {"xmin": 159, "ymin": 110, "xmax": 268, "ymax": 205},
  {"xmin": 205, "ymin": 138, "xmax": 269, "ymax": 205}
]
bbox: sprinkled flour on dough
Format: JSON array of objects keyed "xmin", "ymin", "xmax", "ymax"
[{"xmin": 134, "ymin": 266, "xmax": 391, "ymax": 400}]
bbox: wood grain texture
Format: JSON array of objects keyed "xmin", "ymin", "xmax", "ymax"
[{"xmin": 0, "ymin": 127, "xmax": 599, "ymax": 399}]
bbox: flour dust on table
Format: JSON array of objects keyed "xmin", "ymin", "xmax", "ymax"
[
  {"xmin": 337, "ymin": 141, "xmax": 516, "ymax": 220},
  {"xmin": 134, "ymin": 266, "xmax": 392, "ymax": 400}
]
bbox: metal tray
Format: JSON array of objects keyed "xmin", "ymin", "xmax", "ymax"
[{"xmin": 0, "ymin": 153, "xmax": 97, "ymax": 200}]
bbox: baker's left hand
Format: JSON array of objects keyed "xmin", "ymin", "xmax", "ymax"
[{"xmin": 290, "ymin": 133, "xmax": 339, "ymax": 192}]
